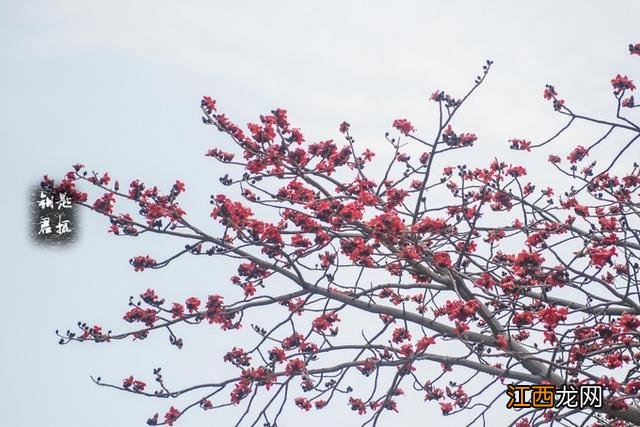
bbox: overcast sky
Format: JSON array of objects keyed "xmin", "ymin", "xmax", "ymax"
[{"xmin": 2, "ymin": 1, "xmax": 640, "ymax": 426}]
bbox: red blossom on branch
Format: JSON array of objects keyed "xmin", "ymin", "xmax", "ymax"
[
  {"xmin": 611, "ymin": 74, "xmax": 636, "ymax": 93},
  {"xmin": 163, "ymin": 407, "xmax": 181, "ymax": 426},
  {"xmin": 392, "ymin": 118, "xmax": 415, "ymax": 135}
]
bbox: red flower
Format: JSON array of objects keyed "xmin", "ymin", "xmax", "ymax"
[
  {"xmin": 495, "ymin": 335, "xmax": 508, "ymax": 349},
  {"xmin": 312, "ymin": 312, "xmax": 340, "ymax": 332},
  {"xmin": 224, "ymin": 347, "xmax": 251, "ymax": 367},
  {"xmin": 349, "ymin": 397, "xmax": 367, "ymax": 415},
  {"xmin": 140, "ymin": 288, "xmax": 161, "ymax": 304},
  {"xmin": 122, "ymin": 375, "xmax": 134, "ymax": 388},
  {"xmin": 285, "ymin": 358, "xmax": 307, "ymax": 376},
  {"xmin": 622, "ymin": 95, "xmax": 635, "ymax": 108},
  {"xmin": 291, "ymin": 234, "xmax": 312, "ymax": 248},
  {"xmin": 282, "ymin": 299, "xmax": 305, "ymax": 316},
  {"xmin": 507, "ymin": 165, "xmax": 527, "ymax": 177},
  {"xmin": 268, "ymin": 347, "xmax": 286, "ymax": 363},
  {"xmin": 485, "ymin": 229, "xmax": 505, "ymax": 243},
  {"xmin": 432, "ymin": 251, "xmax": 452, "ymax": 268},
  {"xmin": 362, "ymin": 148, "xmax": 375, "ymax": 161},
  {"xmin": 123, "ymin": 307, "xmax": 158, "ymax": 326},
  {"xmin": 100, "ymin": 172, "xmax": 111, "ymax": 185},
  {"xmin": 122, "ymin": 375, "xmax": 146, "ymax": 391},
  {"xmin": 567, "ymin": 145, "xmax": 589, "ymax": 163},
  {"xmin": 548, "ymin": 154, "xmax": 561, "ymax": 164},
  {"xmin": 512, "ymin": 311, "xmax": 535, "ymax": 326},
  {"xmin": 588, "ymin": 246, "xmax": 617, "ymax": 267},
  {"xmin": 474, "ymin": 273, "xmax": 495, "ymax": 290},
  {"xmin": 270, "ymin": 108, "xmax": 289, "ymax": 130},
  {"xmin": 513, "ymin": 251, "xmax": 544, "ymax": 276},
  {"xmin": 247, "ymin": 122, "xmax": 276, "ymax": 143},
  {"xmin": 625, "ymin": 379, "xmax": 640, "ymax": 394},
  {"xmin": 439, "ymin": 402, "xmax": 454, "ymax": 415},
  {"xmin": 201, "ymin": 96, "xmax": 217, "ymax": 112},
  {"xmin": 442, "ymin": 125, "xmax": 477, "ymax": 147},
  {"xmin": 130, "ymin": 255, "xmax": 157, "ymax": 272},
  {"xmin": 543, "ymin": 85, "xmax": 557, "ymax": 100},
  {"xmin": 185, "ymin": 297, "xmax": 201, "ymax": 312},
  {"xmin": 357, "ymin": 357, "xmax": 378, "ymax": 376},
  {"xmin": 164, "ymin": 407, "xmax": 181, "ymax": 426},
  {"xmin": 630, "ymin": 43, "xmax": 640, "ymax": 55},
  {"xmin": 384, "ymin": 188, "xmax": 408, "ymax": 209},
  {"xmin": 315, "ymin": 399, "xmax": 327, "ymax": 409},
  {"xmin": 241, "ymin": 282, "xmax": 256, "ymax": 297},
  {"xmin": 295, "ymin": 397, "xmax": 312, "ymax": 411},
  {"xmin": 291, "ymin": 128, "xmax": 305, "ymax": 145},
  {"xmin": 367, "ymin": 212, "xmax": 405, "ymax": 242},
  {"xmin": 230, "ymin": 379, "xmax": 252, "ymax": 404},
  {"xmin": 210, "ymin": 195, "xmax": 254, "ymax": 230},
  {"xmin": 392, "ymin": 119, "xmax": 415, "ymax": 136},
  {"xmin": 399, "ymin": 344, "xmax": 413, "ymax": 357},
  {"xmin": 392, "ymin": 327, "xmax": 412, "ymax": 344},
  {"xmin": 133, "ymin": 380, "xmax": 146, "ymax": 391},
  {"xmin": 454, "ymin": 320, "xmax": 469, "ymax": 334},
  {"xmin": 599, "ymin": 352, "xmax": 628, "ymax": 369},
  {"xmin": 173, "ymin": 180, "xmax": 186, "ymax": 194},
  {"xmin": 441, "ymin": 299, "xmax": 480, "ymax": 322},
  {"xmin": 339, "ymin": 121, "xmax": 350, "ymax": 133},
  {"xmin": 206, "ymin": 148, "xmax": 235, "ymax": 162},
  {"xmin": 607, "ymin": 397, "xmax": 629, "ymax": 411},
  {"xmin": 416, "ymin": 336, "xmax": 436, "ymax": 352},
  {"xmin": 340, "ymin": 237, "xmax": 375, "ymax": 267},
  {"xmin": 619, "ymin": 313, "xmax": 640, "ymax": 331},
  {"xmin": 611, "ymin": 74, "xmax": 636, "ymax": 92},
  {"xmin": 622, "ymin": 173, "xmax": 639, "ymax": 187},
  {"xmin": 537, "ymin": 306, "xmax": 568, "ymax": 330},
  {"xmin": 411, "ymin": 216, "xmax": 448, "ymax": 235},
  {"xmin": 509, "ymin": 138, "xmax": 532, "ymax": 152},
  {"xmin": 92, "ymin": 192, "xmax": 115, "ymax": 214},
  {"xmin": 171, "ymin": 303, "xmax": 184, "ymax": 319}
]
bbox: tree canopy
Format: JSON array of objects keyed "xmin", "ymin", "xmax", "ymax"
[{"xmin": 50, "ymin": 43, "xmax": 640, "ymax": 427}]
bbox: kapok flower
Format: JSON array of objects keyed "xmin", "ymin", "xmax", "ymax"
[
  {"xmin": 392, "ymin": 119, "xmax": 415, "ymax": 136},
  {"xmin": 611, "ymin": 74, "xmax": 636, "ymax": 92}
]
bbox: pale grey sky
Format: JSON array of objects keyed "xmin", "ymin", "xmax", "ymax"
[{"xmin": 2, "ymin": 1, "xmax": 639, "ymax": 426}]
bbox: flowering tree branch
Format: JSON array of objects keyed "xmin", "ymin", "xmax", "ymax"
[{"xmin": 49, "ymin": 43, "xmax": 640, "ymax": 427}]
